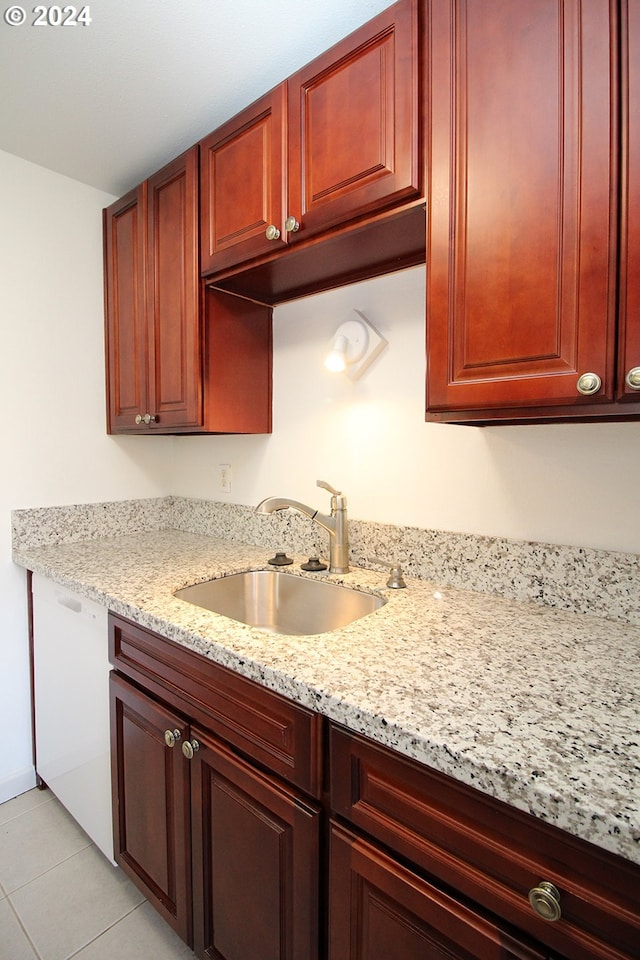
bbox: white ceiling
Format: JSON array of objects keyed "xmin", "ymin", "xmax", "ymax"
[{"xmin": 0, "ymin": 0, "xmax": 392, "ymax": 197}]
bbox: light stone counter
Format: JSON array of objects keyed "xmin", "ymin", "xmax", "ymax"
[{"xmin": 13, "ymin": 529, "xmax": 640, "ymax": 867}]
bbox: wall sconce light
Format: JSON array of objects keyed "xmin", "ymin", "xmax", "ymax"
[{"xmin": 324, "ymin": 309, "xmax": 388, "ymax": 380}]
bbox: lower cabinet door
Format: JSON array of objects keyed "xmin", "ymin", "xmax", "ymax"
[
  {"xmin": 189, "ymin": 727, "xmax": 320, "ymax": 960},
  {"xmin": 328, "ymin": 823, "xmax": 547, "ymax": 960},
  {"xmin": 109, "ymin": 673, "xmax": 192, "ymax": 944}
]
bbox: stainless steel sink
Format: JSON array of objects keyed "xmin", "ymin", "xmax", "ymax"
[{"xmin": 174, "ymin": 570, "xmax": 385, "ymax": 635}]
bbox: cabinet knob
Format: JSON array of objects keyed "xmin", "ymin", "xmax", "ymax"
[
  {"xmin": 182, "ymin": 739, "xmax": 200, "ymax": 760},
  {"xmin": 284, "ymin": 215, "xmax": 300, "ymax": 233},
  {"xmin": 576, "ymin": 372, "xmax": 602, "ymax": 396},
  {"xmin": 625, "ymin": 366, "xmax": 640, "ymax": 391},
  {"xmin": 164, "ymin": 729, "xmax": 181, "ymax": 748},
  {"xmin": 528, "ymin": 881, "xmax": 562, "ymax": 922},
  {"xmin": 265, "ymin": 224, "xmax": 281, "ymax": 241},
  {"xmin": 135, "ymin": 413, "xmax": 157, "ymax": 425}
]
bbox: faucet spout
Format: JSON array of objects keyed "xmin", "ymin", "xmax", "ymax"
[
  {"xmin": 254, "ymin": 482, "xmax": 350, "ymax": 574},
  {"xmin": 255, "ymin": 497, "xmax": 318, "ymax": 521}
]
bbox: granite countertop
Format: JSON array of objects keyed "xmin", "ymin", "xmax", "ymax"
[{"xmin": 13, "ymin": 529, "xmax": 640, "ymax": 867}]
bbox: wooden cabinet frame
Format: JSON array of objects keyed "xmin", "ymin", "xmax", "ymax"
[
  {"xmin": 199, "ymin": 0, "xmax": 425, "ymax": 304},
  {"xmin": 108, "ymin": 612, "xmax": 640, "ymax": 960}
]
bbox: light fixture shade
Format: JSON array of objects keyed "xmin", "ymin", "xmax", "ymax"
[
  {"xmin": 324, "ymin": 334, "xmax": 349, "ymax": 372},
  {"xmin": 324, "ymin": 310, "xmax": 387, "ymax": 380}
]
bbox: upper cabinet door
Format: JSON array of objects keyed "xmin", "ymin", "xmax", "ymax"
[
  {"xmin": 426, "ymin": 0, "xmax": 618, "ymax": 416},
  {"xmin": 146, "ymin": 147, "xmax": 201, "ymax": 429},
  {"xmin": 199, "ymin": 86, "xmax": 287, "ymax": 275},
  {"xmin": 287, "ymin": 0, "xmax": 420, "ymax": 243},
  {"xmin": 618, "ymin": 0, "xmax": 640, "ymax": 402},
  {"xmin": 103, "ymin": 186, "xmax": 148, "ymax": 433}
]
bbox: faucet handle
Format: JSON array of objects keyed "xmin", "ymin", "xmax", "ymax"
[
  {"xmin": 365, "ymin": 557, "xmax": 407, "ymax": 589},
  {"xmin": 317, "ymin": 480, "xmax": 342, "ymax": 496}
]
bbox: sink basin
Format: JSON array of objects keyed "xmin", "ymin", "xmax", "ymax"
[{"xmin": 174, "ymin": 570, "xmax": 385, "ymax": 635}]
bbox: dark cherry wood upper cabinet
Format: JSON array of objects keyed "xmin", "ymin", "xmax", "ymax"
[
  {"xmin": 104, "ymin": 147, "xmax": 273, "ymax": 435},
  {"xmin": 425, "ymin": 0, "xmax": 622, "ymax": 423},
  {"xmin": 199, "ymin": 0, "xmax": 423, "ymax": 299},
  {"xmin": 199, "ymin": 86, "xmax": 287, "ymax": 275},
  {"xmin": 104, "ymin": 147, "xmax": 200, "ymax": 433},
  {"xmin": 146, "ymin": 149, "xmax": 201, "ymax": 430},
  {"xmin": 287, "ymin": 0, "xmax": 420, "ymax": 243},
  {"xmin": 618, "ymin": 0, "xmax": 640, "ymax": 402},
  {"xmin": 103, "ymin": 185, "xmax": 148, "ymax": 433}
]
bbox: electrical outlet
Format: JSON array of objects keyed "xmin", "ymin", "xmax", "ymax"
[{"xmin": 219, "ymin": 463, "xmax": 232, "ymax": 493}]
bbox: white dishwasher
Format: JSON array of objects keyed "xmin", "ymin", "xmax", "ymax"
[{"xmin": 31, "ymin": 573, "xmax": 114, "ymax": 863}]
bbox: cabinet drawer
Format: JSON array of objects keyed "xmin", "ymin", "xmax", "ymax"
[
  {"xmin": 109, "ymin": 614, "xmax": 323, "ymax": 797},
  {"xmin": 329, "ymin": 724, "xmax": 640, "ymax": 960},
  {"xmin": 329, "ymin": 822, "xmax": 546, "ymax": 960}
]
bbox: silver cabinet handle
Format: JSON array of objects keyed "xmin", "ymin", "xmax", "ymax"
[
  {"xmin": 182, "ymin": 739, "xmax": 200, "ymax": 760},
  {"xmin": 135, "ymin": 413, "xmax": 157, "ymax": 425},
  {"xmin": 576, "ymin": 372, "xmax": 602, "ymax": 396},
  {"xmin": 164, "ymin": 729, "xmax": 181, "ymax": 748},
  {"xmin": 528, "ymin": 881, "xmax": 561, "ymax": 922},
  {"xmin": 284, "ymin": 215, "xmax": 300, "ymax": 233},
  {"xmin": 265, "ymin": 224, "xmax": 280, "ymax": 240},
  {"xmin": 625, "ymin": 366, "xmax": 640, "ymax": 391}
]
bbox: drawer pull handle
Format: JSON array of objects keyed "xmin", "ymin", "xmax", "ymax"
[
  {"xmin": 164, "ymin": 729, "xmax": 181, "ymax": 748},
  {"xmin": 528, "ymin": 881, "xmax": 562, "ymax": 922},
  {"xmin": 182, "ymin": 739, "xmax": 200, "ymax": 760}
]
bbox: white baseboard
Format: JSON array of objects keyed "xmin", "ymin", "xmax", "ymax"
[{"xmin": 0, "ymin": 766, "xmax": 37, "ymax": 805}]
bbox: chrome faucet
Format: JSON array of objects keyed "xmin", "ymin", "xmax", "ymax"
[{"xmin": 255, "ymin": 480, "xmax": 349, "ymax": 574}]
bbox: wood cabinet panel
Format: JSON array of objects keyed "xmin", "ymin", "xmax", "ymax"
[
  {"xmin": 191, "ymin": 729, "xmax": 320, "ymax": 960},
  {"xmin": 200, "ymin": 87, "xmax": 287, "ymax": 274},
  {"xmin": 202, "ymin": 287, "xmax": 272, "ymax": 434},
  {"xmin": 287, "ymin": 0, "xmax": 420, "ymax": 242},
  {"xmin": 105, "ymin": 150, "xmax": 273, "ymax": 435},
  {"xmin": 109, "ymin": 672, "xmax": 192, "ymax": 944},
  {"xmin": 330, "ymin": 723, "xmax": 640, "ymax": 960},
  {"xmin": 619, "ymin": 0, "xmax": 640, "ymax": 401},
  {"xmin": 109, "ymin": 614, "xmax": 322, "ymax": 797},
  {"xmin": 328, "ymin": 823, "xmax": 546, "ymax": 960},
  {"xmin": 109, "ymin": 614, "xmax": 322, "ymax": 960},
  {"xmin": 146, "ymin": 150, "xmax": 201, "ymax": 428},
  {"xmin": 104, "ymin": 148, "xmax": 201, "ymax": 433},
  {"xmin": 426, "ymin": 0, "xmax": 618, "ymax": 418},
  {"xmin": 103, "ymin": 185, "xmax": 148, "ymax": 432},
  {"xmin": 199, "ymin": 0, "xmax": 423, "ymax": 302}
]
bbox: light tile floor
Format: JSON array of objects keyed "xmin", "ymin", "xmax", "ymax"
[{"xmin": 0, "ymin": 788, "xmax": 194, "ymax": 960}]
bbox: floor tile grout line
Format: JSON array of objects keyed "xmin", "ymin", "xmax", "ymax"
[
  {"xmin": 64, "ymin": 900, "xmax": 149, "ymax": 960},
  {"xmin": 5, "ymin": 894, "xmax": 43, "ymax": 960},
  {"xmin": 2, "ymin": 837, "xmax": 95, "ymax": 896},
  {"xmin": 0, "ymin": 792, "xmax": 55, "ymax": 828}
]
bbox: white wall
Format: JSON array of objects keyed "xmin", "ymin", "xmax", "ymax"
[
  {"xmin": 171, "ymin": 267, "xmax": 640, "ymax": 555},
  {"xmin": 3, "ymin": 149, "xmax": 639, "ymax": 802},
  {"xmin": 0, "ymin": 150, "xmax": 174, "ymax": 802}
]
